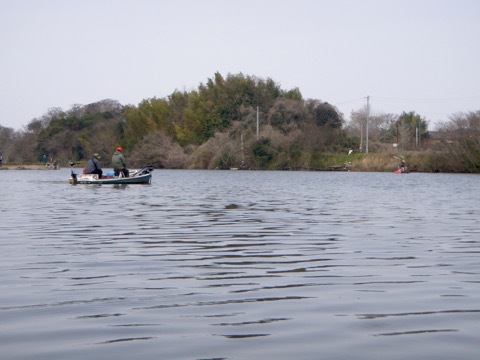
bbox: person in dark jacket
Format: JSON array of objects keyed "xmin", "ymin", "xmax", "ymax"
[
  {"xmin": 111, "ymin": 147, "xmax": 129, "ymax": 177},
  {"xmin": 85, "ymin": 153, "xmax": 103, "ymax": 178}
]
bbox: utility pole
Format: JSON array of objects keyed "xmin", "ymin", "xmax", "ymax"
[
  {"xmin": 256, "ymin": 106, "xmax": 259, "ymax": 140},
  {"xmin": 366, "ymin": 96, "xmax": 370, "ymax": 154},
  {"xmin": 241, "ymin": 132, "xmax": 245, "ymax": 168},
  {"xmin": 360, "ymin": 124, "xmax": 363, "ymax": 152}
]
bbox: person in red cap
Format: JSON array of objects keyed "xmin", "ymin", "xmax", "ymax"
[{"xmin": 111, "ymin": 146, "xmax": 129, "ymax": 177}]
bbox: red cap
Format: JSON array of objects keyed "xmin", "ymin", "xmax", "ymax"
[{"xmin": 117, "ymin": 147, "xmax": 123, "ymax": 152}]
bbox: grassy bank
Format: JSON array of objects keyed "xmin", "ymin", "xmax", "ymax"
[
  {"xmin": 0, "ymin": 151, "xmax": 473, "ymax": 173},
  {"xmin": 329, "ymin": 151, "xmax": 470, "ymax": 173}
]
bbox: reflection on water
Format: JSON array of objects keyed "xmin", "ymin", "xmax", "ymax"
[{"xmin": 1, "ymin": 169, "xmax": 479, "ymax": 360}]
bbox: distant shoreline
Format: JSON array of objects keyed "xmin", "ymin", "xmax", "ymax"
[{"xmin": 0, "ymin": 164, "xmax": 59, "ymax": 170}]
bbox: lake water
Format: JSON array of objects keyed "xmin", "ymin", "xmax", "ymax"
[{"xmin": 1, "ymin": 169, "xmax": 479, "ymax": 360}]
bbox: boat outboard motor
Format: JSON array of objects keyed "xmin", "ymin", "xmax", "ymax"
[
  {"xmin": 70, "ymin": 171, "xmax": 78, "ymax": 185},
  {"xmin": 137, "ymin": 165, "xmax": 154, "ymax": 176},
  {"xmin": 69, "ymin": 162, "xmax": 78, "ymax": 185}
]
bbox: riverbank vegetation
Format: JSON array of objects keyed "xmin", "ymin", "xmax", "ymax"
[{"xmin": 1, "ymin": 73, "xmax": 479, "ymax": 173}]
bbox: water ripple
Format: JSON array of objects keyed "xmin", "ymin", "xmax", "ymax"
[{"xmin": 1, "ymin": 170, "xmax": 479, "ymax": 360}]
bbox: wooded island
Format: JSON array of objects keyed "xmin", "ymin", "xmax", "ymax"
[{"xmin": 1, "ymin": 73, "xmax": 479, "ymax": 173}]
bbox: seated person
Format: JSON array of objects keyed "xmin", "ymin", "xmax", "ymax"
[{"xmin": 85, "ymin": 153, "xmax": 103, "ymax": 178}]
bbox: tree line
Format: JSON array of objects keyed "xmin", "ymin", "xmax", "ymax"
[{"xmin": 0, "ymin": 72, "xmax": 479, "ymax": 172}]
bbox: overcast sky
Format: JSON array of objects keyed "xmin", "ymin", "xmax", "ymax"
[{"xmin": 1, "ymin": 0, "xmax": 479, "ymax": 131}]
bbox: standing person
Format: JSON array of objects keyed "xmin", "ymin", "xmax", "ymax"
[
  {"xmin": 85, "ymin": 153, "xmax": 103, "ymax": 178},
  {"xmin": 112, "ymin": 147, "xmax": 129, "ymax": 177}
]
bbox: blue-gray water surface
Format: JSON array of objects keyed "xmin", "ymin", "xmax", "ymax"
[{"xmin": 1, "ymin": 169, "xmax": 479, "ymax": 360}]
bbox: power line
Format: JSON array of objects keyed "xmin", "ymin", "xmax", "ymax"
[
  {"xmin": 335, "ymin": 95, "xmax": 480, "ymax": 109},
  {"xmin": 372, "ymin": 95, "xmax": 480, "ymax": 104},
  {"xmin": 333, "ymin": 97, "xmax": 366, "ymax": 106}
]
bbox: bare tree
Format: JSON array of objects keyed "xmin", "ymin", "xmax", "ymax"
[
  {"xmin": 437, "ymin": 111, "xmax": 480, "ymax": 172},
  {"xmin": 129, "ymin": 131, "xmax": 187, "ymax": 169}
]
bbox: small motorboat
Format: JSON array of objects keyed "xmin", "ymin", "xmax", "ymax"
[{"xmin": 70, "ymin": 166, "xmax": 154, "ymax": 185}]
